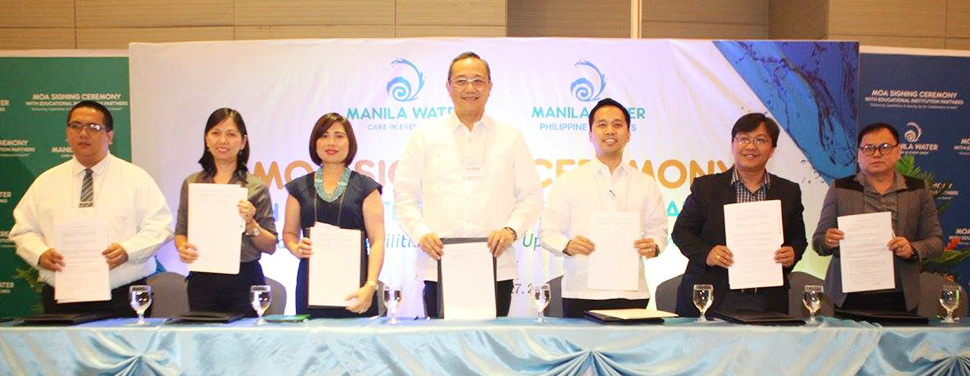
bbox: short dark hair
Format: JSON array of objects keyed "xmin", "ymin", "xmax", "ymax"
[
  {"xmin": 857, "ymin": 122, "xmax": 900, "ymax": 146},
  {"xmin": 588, "ymin": 98, "xmax": 630, "ymax": 130},
  {"xmin": 68, "ymin": 100, "xmax": 114, "ymax": 131},
  {"xmin": 198, "ymin": 108, "xmax": 250, "ymax": 180},
  {"xmin": 731, "ymin": 113, "xmax": 780, "ymax": 147},
  {"xmin": 447, "ymin": 51, "xmax": 491, "ymax": 81},
  {"xmin": 309, "ymin": 113, "xmax": 358, "ymax": 166}
]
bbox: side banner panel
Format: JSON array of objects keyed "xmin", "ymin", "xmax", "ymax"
[
  {"xmin": 860, "ymin": 50, "xmax": 970, "ymax": 291},
  {"xmin": 0, "ymin": 55, "xmax": 130, "ymax": 317}
]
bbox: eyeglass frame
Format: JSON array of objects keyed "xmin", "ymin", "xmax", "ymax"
[
  {"xmin": 733, "ymin": 136, "xmax": 772, "ymax": 147},
  {"xmin": 67, "ymin": 122, "xmax": 106, "ymax": 133},
  {"xmin": 859, "ymin": 142, "xmax": 898, "ymax": 156}
]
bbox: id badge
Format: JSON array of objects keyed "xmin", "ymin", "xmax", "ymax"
[{"xmin": 462, "ymin": 160, "xmax": 486, "ymax": 179}]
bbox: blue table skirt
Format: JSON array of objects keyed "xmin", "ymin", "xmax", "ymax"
[{"xmin": 1, "ymin": 317, "xmax": 968, "ymax": 376}]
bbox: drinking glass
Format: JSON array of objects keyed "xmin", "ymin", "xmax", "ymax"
[
  {"xmin": 250, "ymin": 285, "xmax": 272, "ymax": 325},
  {"xmin": 129, "ymin": 285, "xmax": 152, "ymax": 325},
  {"xmin": 803, "ymin": 285, "xmax": 824, "ymax": 324},
  {"xmin": 532, "ymin": 283, "xmax": 551, "ymax": 323},
  {"xmin": 692, "ymin": 284, "xmax": 713, "ymax": 322},
  {"xmin": 940, "ymin": 284, "xmax": 960, "ymax": 323},
  {"xmin": 383, "ymin": 285, "xmax": 402, "ymax": 325}
]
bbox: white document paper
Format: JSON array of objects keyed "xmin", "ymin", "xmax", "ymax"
[
  {"xmin": 187, "ymin": 184, "xmax": 246, "ymax": 274},
  {"xmin": 587, "ymin": 212, "xmax": 641, "ymax": 291},
  {"xmin": 724, "ymin": 200, "xmax": 784, "ymax": 289},
  {"xmin": 53, "ymin": 211, "xmax": 110, "ymax": 303},
  {"xmin": 440, "ymin": 241, "xmax": 496, "ymax": 320},
  {"xmin": 838, "ymin": 212, "xmax": 895, "ymax": 293},
  {"xmin": 308, "ymin": 222, "xmax": 362, "ymax": 307}
]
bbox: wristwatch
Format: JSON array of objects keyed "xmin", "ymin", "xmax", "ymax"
[{"xmin": 247, "ymin": 225, "xmax": 260, "ymax": 237}]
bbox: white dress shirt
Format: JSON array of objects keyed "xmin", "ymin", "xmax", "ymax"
[
  {"xmin": 10, "ymin": 154, "xmax": 174, "ymax": 289},
  {"xmin": 394, "ymin": 114, "xmax": 544, "ymax": 281},
  {"xmin": 539, "ymin": 158, "xmax": 668, "ymax": 300}
]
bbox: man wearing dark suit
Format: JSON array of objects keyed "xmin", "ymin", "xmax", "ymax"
[
  {"xmin": 672, "ymin": 113, "xmax": 807, "ymax": 317},
  {"xmin": 813, "ymin": 122, "xmax": 943, "ymax": 312}
]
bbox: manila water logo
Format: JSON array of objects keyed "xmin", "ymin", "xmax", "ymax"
[
  {"xmin": 899, "ymin": 121, "xmax": 939, "ymax": 155},
  {"xmin": 386, "ymin": 59, "xmax": 425, "ymax": 102},
  {"xmin": 904, "ymin": 122, "xmax": 922, "ymax": 142},
  {"xmin": 570, "ymin": 61, "xmax": 606, "ymax": 102}
]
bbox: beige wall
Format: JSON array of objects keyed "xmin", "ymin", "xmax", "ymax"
[
  {"xmin": 640, "ymin": 0, "xmax": 768, "ymax": 39},
  {"xmin": 508, "ymin": 0, "xmax": 630, "ymax": 38},
  {"xmin": 2, "ymin": 0, "xmax": 969, "ymax": 50},
  {"xmin": 771, "ymin": 0, "xmax": 970, "ymax": 50},
  {"xmin": 826, "ymin": 0, "xmax": 969, "ymax": 49},
  {"xmin": 508, "ymin": 0, "xmax": 767, "ymax": 39},
  {"xmin": 0, "ymin": 0, "xmax": 506, "ymax": 49},
  {"xmin": 769, "ymin": 0, "xmax": 827, "ymax": 40}
]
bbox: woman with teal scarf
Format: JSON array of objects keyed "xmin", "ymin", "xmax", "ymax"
[{"xmin": 282, "ymin": 113, "xmax": 385, "ymax": 318}]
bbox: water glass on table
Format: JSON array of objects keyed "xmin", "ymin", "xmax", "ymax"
[
  {"xmin": 692, "ymin": 284, "xmax": 713, "ymax": 322},
  {"xmin": 383, "ymin": 285, "xmax": 402, "ymax": 325},
  {"xmin": 251, "ymin": 285, "xmax": 272, "ymax": 325},
  {"xmin": 803, "ymin": 285, "xmax": 823, "ymax": 324},
  {"xmin": 532, "ymin": 283, "xmax": 551, "ymax": 323},
  {"xmin": 129, "ymin": 285, "xmax": 152, "ymax": 325},
  {"xmin": 940, "ymin": 284, "xmax": 960, "ymax": 324}
]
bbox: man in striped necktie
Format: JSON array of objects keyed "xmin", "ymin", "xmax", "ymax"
[{"xmin": 9, "ymin": 100, "xmax": 173, "ymax": 317}]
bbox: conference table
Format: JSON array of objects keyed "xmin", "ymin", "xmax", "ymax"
[{"xmin": 1, "ymin": 316, "xmax": 968, "ymax": 375}]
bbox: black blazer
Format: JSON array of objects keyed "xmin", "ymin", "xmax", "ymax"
[{"xmin": 671, "ymin": 168, "xmax": 807, "ymax": 316}]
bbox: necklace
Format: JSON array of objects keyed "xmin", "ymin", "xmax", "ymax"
[{"xmin": 315, "ymin": 167, "xmax": 350, "ymax": 203}]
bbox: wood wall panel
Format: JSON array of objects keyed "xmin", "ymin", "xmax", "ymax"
[
  {"xmin": 0, "ymin": 28, "xmax": 74, "ymax": 49},
  {"xmin": 827, "ymin": 34, "xmax": 946, "ymax": 49},
  {"xmin": 0, "ymin": 0, "xmax": 73, "ymax": 28},
  {"xmin": 945, "ymin": 38, "xmax": 970, "ymax": 50},
  {"xmin": 234, "ymin": 0, "xmax": 393, "ymax": 26},
  {"xmin": 396, "ymin": 0, "xmax": 505, "ymax": 26},
  {"xmin": 948, "ymin": 0, "xmax": 970, "ymax": 38},
  {"xmin": 828, "ymin": 0, "xmax": 946, "ymax": 37},
  {"xmin": 4, "ymin": 0, "xmax": 968, "ymax": 51},
  {"xmin": 641, "ymin": 22, "xmax": 767, "ymax": 39},
  {"xmin": 77, "ymin": 27, "xmax": 233, "ymax": 49},
  {"xmin": 508, "ymin": 0, "xmax": 628, "ymax": 38},
  {"xmin": 642, "ymin": 0, "xmax": 767, "ymax": 25},
  {"xmin": 76, "ymin": 0, "xmax": 231, "ymax": 28},
  {"xmin": 396, "ymin": 25, "xmax": 505, "ymax": 37},
  {"xmin": 235, "ymin": 25, "xmax": 394, "ymax": 39},
  {"xmin": 769, "ymin": 0, "xmax": 827, "ymax": 39}
]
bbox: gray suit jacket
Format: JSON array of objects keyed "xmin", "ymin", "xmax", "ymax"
[{"xmin": 812, "ymin": 174, "xmax": 943, "ymax": 311}]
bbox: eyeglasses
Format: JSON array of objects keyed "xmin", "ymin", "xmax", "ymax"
[
  {"xmin": 450, "ymin": 77, "xmax": 488, "ymax": 88},
  {"xmin": 860, "ymin": 143, "xmax": 898, "ymax": 156},
  {"xmin": 734, "ymin": 136, "xmax": 771, "ymax": 147},
  {"xmin": 67, "ymin": 122, "xmax": 105, "ymax": 133}
]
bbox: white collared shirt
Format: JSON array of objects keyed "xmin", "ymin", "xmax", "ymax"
[
  {"xmin": 539, "ymin": 158, "xmax": 668, "ymax": 300},
  {"xmin": 10, "ymin": 154, "xmax": 174, "ymax": 288},
  {"xmin": 394, "ymin": 114, "xmax": 544, "ymax": 281}
]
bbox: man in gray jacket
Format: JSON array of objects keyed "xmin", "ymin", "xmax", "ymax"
[{"xmin": 813, "ymin": 122, "xmax": 943, "ymax": 312}]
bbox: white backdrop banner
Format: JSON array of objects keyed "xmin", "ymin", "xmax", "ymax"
[{"xmin": 130, "ymin": 38, "xmax": 858, "ymax": 316}]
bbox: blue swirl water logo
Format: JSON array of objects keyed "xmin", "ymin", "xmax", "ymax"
[
  {"xmin": 570, "ymin": 60, "xmax": 606, "ymax": 102},
  {"xmin": 386, "ymin": 59, "xmax": 425, "ymax": 102},
  {"xmin": 904, "ymin": 121, "xmax": 922, "ymax": 142}
]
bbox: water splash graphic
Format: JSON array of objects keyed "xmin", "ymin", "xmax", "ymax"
[
  {"xmin": 386, "ymin": 58, "xmax": 425, "ymax": 102},
  {"xmin": 570, "ymin": 60, "xmax": 606, "ymax": 102}
]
